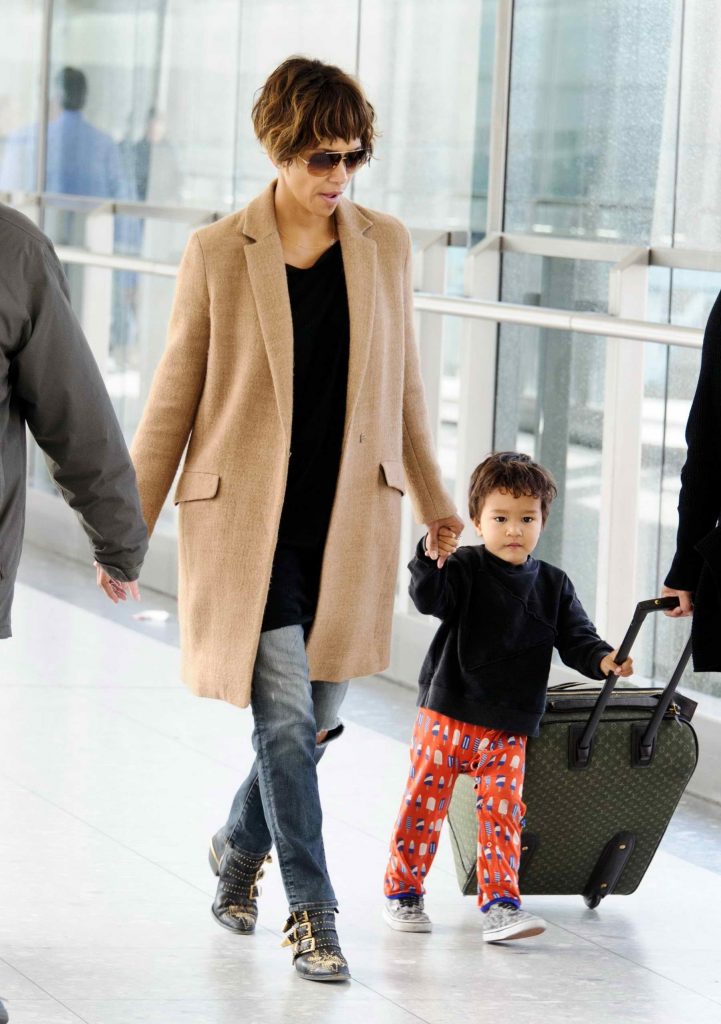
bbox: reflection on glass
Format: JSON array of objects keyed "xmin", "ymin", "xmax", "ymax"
[
  {"xmin": 0, "ymin": 0, "xmax": 44, "ymax": 193},
  {"xmin": 673, "ymin": 1, "xmax": 721, "ymax": 249},
  {"xmin": 506, "ymin": 0, "xmax": 676, "ymax": 243},
  {"xmin": 1, "ymin": 66, "xmax": 135, "ymax": 199},
  {"xmin": 355, "ymin": 0, "xmax": 497, "ymax": 231}
]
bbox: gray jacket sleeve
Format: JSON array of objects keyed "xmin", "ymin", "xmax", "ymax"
[{"xmin": 12, "ymin": 241, "xmax": 148, "ymax": 581}]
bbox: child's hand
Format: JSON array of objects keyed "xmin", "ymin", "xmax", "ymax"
[
  {"xmin": 600, "ymin": 650, "xmax": 633, "ymax": 678},
  {"xmin": 425, "ymin": 526, "xmax": 459, "ymax": 566}
]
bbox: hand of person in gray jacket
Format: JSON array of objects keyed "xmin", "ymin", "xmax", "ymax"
[{"xmin": 95, "ymin": 562, "xmax": 141, "ymax": 603}]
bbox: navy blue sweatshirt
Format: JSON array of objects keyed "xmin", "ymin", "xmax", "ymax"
[{"xmin": 410, "ymin": 540, "xmax": 613, "ymax": 737}]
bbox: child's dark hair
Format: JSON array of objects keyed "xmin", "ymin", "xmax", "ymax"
[{"xmin": 468, "ymin": 452, "xmax": 558, "ymax": 525}]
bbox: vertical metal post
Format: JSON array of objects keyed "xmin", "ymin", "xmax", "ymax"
[
  {"xmin": 597, "ymin": 247, "xmax": 649, "ymax": 641},
  {"xmin": 394, "ymin": 233, "xmax": 448, "ymax": 619},
  {"xmin": 36, "ymin": 0, "xmax": 54, "ymax": 228},
  {"xmin": 455, "ymin": 233, "xmax": 502, "ymax": 535},
  {"xmin": 82, "ymin": 202, "xmax": 115, "ymax": 378},
  {"xmin": 414, "ymin": 232, "xmax": 448, "ymax": 444},
  {"xmin": 485, "ymin": 0, "xmax": 514, "ymax": 236}
]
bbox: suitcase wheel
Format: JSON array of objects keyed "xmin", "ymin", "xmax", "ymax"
[{"xmin": 583, "ymin": 893, "xmax": 602, "ymax": 910}]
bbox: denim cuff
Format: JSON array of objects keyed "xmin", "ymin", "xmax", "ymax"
[
  {"xmin": 317, "ymin": 721, "xmax": 345, "ymax": 746},
  {"xmin": 289, "ymin": 899, "xmax": 339, "ymax": 913},
  {"xmin": 225, "ymin": 837, "xmax": 272, "ymax": 860}
]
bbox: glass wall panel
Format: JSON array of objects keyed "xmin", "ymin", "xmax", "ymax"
[
  {"xmin": 232, "ymin": 1, "xmax": 359, "ymax": 208},
  {"xmin": 673, "ymin": 1, "xmax": 721, "ymax": 249},
  {"xmin": 496, "ymin": 254, "xmax": 612, "ymax": 620},
  {"xmin": 0, "ymin": 0, "xmax": 45, "ymax": 194},
  {"xmin": 356, "ymin": 0, "xmax": 497, "ymax": 233},
  {"xmin": 505, "ymin": 0, "xmax": 677, "ymax": 243},
  {"xmin": 45, "ymin": 0, "xmax": 241, "ymax": 212},
  {"xmin": 17, "ymin": 0, "xmax": 721, "ymax": 704}
]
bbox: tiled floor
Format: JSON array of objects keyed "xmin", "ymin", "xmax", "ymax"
[{"xmin": 0, "ymin": 547, "xmax": 719, "ymax": 1024}]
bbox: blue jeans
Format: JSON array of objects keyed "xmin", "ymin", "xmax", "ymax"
[{"xmin": 221, "ymin": 624, "xmax": 349, "ymax": 912}]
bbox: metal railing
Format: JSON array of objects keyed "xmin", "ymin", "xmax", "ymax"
[{"xmin": 1, "ymin": 189, "xmax": 712, "ymax": 350}]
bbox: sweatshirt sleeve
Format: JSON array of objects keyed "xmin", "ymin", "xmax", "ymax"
[
  {"xmin": 555, "ymin": 575, "xmax": 613, "ymax": 679},
  {"xmin": 408, "ymin": 537, "xmax": 463, "ymax": 619}
]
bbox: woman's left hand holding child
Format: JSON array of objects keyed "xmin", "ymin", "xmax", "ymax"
[{"xmin": 425, "ymin": 525, "xmax": 459, "ymax": 567}]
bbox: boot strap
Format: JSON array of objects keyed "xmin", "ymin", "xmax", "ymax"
[
  {"xmin": 281, "ymin": 913, "xmax": 320, "ymax": 958},
  {"xmin": 282, "ymin": 910, "xmax": 309, "ymax": 934},
  {"xmin": 281, "ymin": 933, "xmax": 317, "ymax": 957}
]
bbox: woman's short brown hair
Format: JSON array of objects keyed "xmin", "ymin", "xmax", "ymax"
[
  {"xmin": 252, "ymin": 56, "xmax": 377, "ymax": 163},
  {"xmin": 468, "ymin": 452, "xmax": 558, "ymax": 525}
]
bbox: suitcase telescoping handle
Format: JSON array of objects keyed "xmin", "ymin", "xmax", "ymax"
[{"xmin": 569, "ymin": 596, "xmax": 692, "ymax": 770}]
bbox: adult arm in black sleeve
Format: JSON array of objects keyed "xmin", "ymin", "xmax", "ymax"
[
  {"xmin": 408, "ymin": 536, "xmax": 463, "ymax": 619},
  {"xmin": 665, "ymin": 290, "xmax": 721, "ymax": 593},
  {"xmin": 555, "ymin": 575, "xmax": 613, "ymax": 679},
  {"xmin": 11, "ymin": 242, "xmax": 148, "ymax": 581}
]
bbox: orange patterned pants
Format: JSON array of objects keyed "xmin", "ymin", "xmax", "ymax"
[{"xmin": 384, "ymin": 708, "xmax": 528, "ymax": 910}]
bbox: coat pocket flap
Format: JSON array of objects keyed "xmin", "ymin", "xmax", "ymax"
[
  {"xmin": 380, "ymin": 460, "xmax": 406, "ymax": 494},
  {"xmin": 173, "ymin": 471, "xmax": 220, "ymax": 504}
]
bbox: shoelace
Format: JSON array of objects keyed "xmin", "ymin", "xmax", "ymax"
[{"xmin": 398, "ymin": 896, "xmax": 423, "ymax": 910}]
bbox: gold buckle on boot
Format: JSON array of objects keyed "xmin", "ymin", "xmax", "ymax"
[{"xmin": 281, "ymin": 912, "xmax": 316, "ymax": 957}]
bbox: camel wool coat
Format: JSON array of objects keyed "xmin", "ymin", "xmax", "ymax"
[{"xmin": 131, "ymin": 182, "xmax": 456, "ymax": 707}]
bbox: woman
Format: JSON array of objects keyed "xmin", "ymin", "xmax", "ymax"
[
  {"xmin": 663, "ymin": 290, "xmax": 721, "ymax": 668},
  {"xmin": 122, "ymin": 56, "xmax": 462, "ymax": 982}
]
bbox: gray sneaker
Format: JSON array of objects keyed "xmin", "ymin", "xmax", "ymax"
[
  {"xmin": 0, "ymin": 996, "xmax": 8, "ymax": 1023},
  {"xmin": 383, "ymin": 895, "xmax": 432, "ymax": 932},
  {"xmin": 482, "ymin": 902, "xmax": 545, "ymax": 943}
]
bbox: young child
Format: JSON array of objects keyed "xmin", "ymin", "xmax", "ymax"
[{"xmin": 383, "ymin": 452, "xmax": 633, "ymax": 943}]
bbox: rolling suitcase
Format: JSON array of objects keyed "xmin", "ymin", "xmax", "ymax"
[{"xmin": 446, "ymin": 596, "xmax": 699, "ymax": 909}]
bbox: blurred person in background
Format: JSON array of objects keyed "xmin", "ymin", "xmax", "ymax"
[{"xmin": 1, "ymin": 66, "xmax": 128, "ymax": 197}]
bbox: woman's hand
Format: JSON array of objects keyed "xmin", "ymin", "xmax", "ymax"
[
  {"xmin": 424, "ymin": 525, "xmax": 459, "ymax": 564},
  {"xmin": 95, "ymin": 562, "xmax": 141, "ymax": 604},
  {"xmin": 661, "ymin": 585, "xmax": 694, "ymax": 616},
  {"xmin": 426, "ymin": 514, "xmax": 464, "ymax": 567},
  {"xmin": 600, "ymin": 649, "xmax": 633, "ymax": 678}
]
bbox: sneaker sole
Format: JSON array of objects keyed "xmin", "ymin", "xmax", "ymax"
[
  {"xmin": 382, "ymin": 905, "xmax": 433, "ymax": 933},
  {"xmin": 483, "ymin": 921, "xmax": 546, "ymax": 943}
]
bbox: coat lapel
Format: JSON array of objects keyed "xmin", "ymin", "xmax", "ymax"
[
  {"xmin": 243, "ymin": 185, "xmax": 293, "ymax": 442},
  {"xmin": 240, "ymin": 185, "xmax": 377, "ymax": 447},
  {"xmin": 336, "ymin": 199, "xmax": 376, "ymax": 443}
]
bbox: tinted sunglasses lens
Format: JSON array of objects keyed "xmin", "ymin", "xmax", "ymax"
[
  {"xmin": 306, "ymin": 150, "xmax": 368, "ymax": 175},
  {"xmin": 344, "ymin": 149, "xmax": 368, "ymax": 171},
  {"xmin": 306, "ymin": 153, "xmax": 340, "ymax": 175}
]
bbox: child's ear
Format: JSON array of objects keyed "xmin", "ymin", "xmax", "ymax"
[{"xmin": 472, "ymin": 518, "xmax": 483, "ymax": 538}]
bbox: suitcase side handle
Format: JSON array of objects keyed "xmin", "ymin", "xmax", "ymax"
[{"xmin": 569, "ymin": 595, "xmax": 680, "ymax": 770}]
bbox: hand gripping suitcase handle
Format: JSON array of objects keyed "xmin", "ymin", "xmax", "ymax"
[{"xmin": 570, "ymin": 595, "xmax": 681, "ymax": 770}]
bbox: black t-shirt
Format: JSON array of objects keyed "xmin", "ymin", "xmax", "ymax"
[{"xmin": 262, "ymin": 241, "xmax": 350, "ymax": 633}]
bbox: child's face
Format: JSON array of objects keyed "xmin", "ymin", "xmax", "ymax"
[{"xmin": 473, "ymin": 488, "xmax": 543, "ymax": 564}]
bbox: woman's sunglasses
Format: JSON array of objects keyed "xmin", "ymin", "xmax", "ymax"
[{"xmin": 299, "ymin": 149, "xmax": 370, "ymax": 177}]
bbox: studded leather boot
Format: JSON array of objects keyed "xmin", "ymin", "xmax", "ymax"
[
  {"xmin": 281, "ymin": 909, "xmax": 350, "ymax": 982},
  {"xmin": 209, "ymin": 831, "xmax": 271, "ymax": 935}
]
